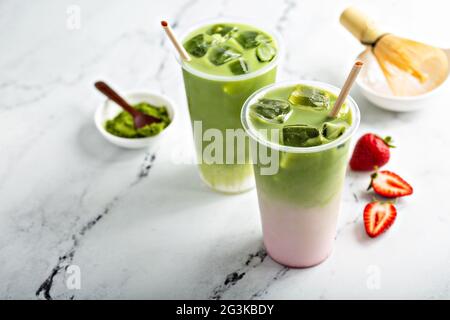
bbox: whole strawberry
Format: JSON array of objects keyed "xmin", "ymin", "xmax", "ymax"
[{"xmin": 350, "ymin": 134, "xmax": 394, "ymax": 171}]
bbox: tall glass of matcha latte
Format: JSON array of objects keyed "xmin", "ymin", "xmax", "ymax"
[
  {"xmin": 241, "ymin": 81, "xmax": 360, "ymax": 267},
  {"xmin": 179, "ymin": 20, "xmax": 282, "ymax": 193}
]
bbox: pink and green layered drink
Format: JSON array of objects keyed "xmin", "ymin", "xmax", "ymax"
[
  {"xmin": 241, "ymin": 81, "xmax": 360, "ymax": 267},
  {"xmin": 180, "ymin": 21, "xmax": 282, "ymax": 193}
]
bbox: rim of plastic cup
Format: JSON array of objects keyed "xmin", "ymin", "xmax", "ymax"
[
  {"xmin": 241, "ymin": 80, "xmax": 361, "ymax": 154},
  {"xmin": 176, "ymin": 18, "xmax": 284, "ymax": 82}
]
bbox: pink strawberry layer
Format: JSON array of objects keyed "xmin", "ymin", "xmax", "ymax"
[{"xmin": 258, "ymin": 192, "xmax": 342, "ymax": 268}]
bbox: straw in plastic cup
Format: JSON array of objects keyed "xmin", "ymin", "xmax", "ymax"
[
  {"xmin": 176, "ymin": 19, "xmax": 284, "ymax": 193},
  {"xmin": 241, "ymin": 80, "xmax": 360, "ymax": 267}
]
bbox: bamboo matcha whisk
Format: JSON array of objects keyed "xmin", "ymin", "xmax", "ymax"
[{"xmin": 340, "ymin": 7, "xmax": 449, "ymax": 96}]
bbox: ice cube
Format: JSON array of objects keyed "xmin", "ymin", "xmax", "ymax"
[
  {"xmin": 256, "ymin": 43, "xmax": 276, "ymax": 62},
  {"xmin": 250, "ymin": 98, "xmax": 291, "ymax": 123},
  {"xmin": 184, "ymin": 34, "xmax": 210, "ymax": 58},
  {"xmin": 209, "ymin": 33, "xmax": 225, "ymax": 45},
  {"xmin": 235, "ymin": 31, "xmax": 270, "ymax": 49},
  {"xmin": 310, "ymin": 91, "xmax": 330, "ymax": 109},
  {"xmin": 282, "ymin": 124, "xmax": 323, "ymax": 147},
  {"xmin": 288, "ymin": 86, "xmax": 330, "ymax": 110},
  {"xmin": 207, "ymin": 24, "xmax": 238, "ymax": 37},
  {"xmin": 224, "ymin": 37, "xmax": 243, "ymax": 52},
  {"xmin": 229, "ymin": 58, "xmax": 249, "ymax": 75},
  {"xmin": 321, "ymin": 122, "xmax": 346, "ymax": 140},
  {"xmin": 236, "ymin": 31, "xmax": 259, "ymax": 49},
  {"xmin": 208, "ymin": 46, "xmax": 241, "ymax": 65}
]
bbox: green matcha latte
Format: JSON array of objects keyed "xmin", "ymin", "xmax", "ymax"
[
  {"xmin": 242, "ymin": 81, "xmax": 360, "ymax": 208},
  {"xmin": 180, "ymin": 21, "xmax": 281, "ymax": 193},
  {"xmin": 241, "ymin": 81, "xmax": 360, "ymax": 267}
]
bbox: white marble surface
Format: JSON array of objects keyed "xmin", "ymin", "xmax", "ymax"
[{"xmin": 1, "ymin": 0, "xmax": 450, "ymax": 300}]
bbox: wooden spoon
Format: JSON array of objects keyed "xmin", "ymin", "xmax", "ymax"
[{"xmin": 94, "ymin": 81, "xmax": 161, "ymax": 128}]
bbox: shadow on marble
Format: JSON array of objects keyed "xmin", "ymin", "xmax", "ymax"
[
  {"xmin": 352, "ymin": 219, "xmax": 373, "ymax": 245},
  {"xmin": 352, "ymin": 89, "xmax": 430, "ymax": 128},
  {"xmin": 76, "ymin": 122, "xmax": 149, "ymax": 163},
  {"xmin": 353, "ymin": 90, "xmax": 396, "ymax": 123},
  {"xmin": 98, "ymin": 163, "xmax": 245, "ymax": 229}
]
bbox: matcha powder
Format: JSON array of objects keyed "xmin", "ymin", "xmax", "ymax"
[{"xmin": 105, "ymin": 102, "xmax": 171, "ymax": 138}]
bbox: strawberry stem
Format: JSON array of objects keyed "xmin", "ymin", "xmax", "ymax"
[
  {"xmin": 383, "ymin": 136, "xmax": 396, "ymax": 148},
  {"xmin": 367, "ymin": 172, "xmax": 377, "ymax": 191}
]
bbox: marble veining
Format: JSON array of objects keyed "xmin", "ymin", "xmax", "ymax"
[
  {"xmin": 35, "ymin": 152, "xmax": 157, "ymax": 300},
  {"xmin": 1, "ymin": 0, "xmax": 450, "ymax": 299},
  {"xmin": 210, "ymin": 247, "xmax": 267, "ymax": 300}
]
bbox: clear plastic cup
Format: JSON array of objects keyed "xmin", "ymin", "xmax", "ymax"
[
  {"xmin": 241, "ymin": 80, "xmax": 360, "ymax": 267},
  {"xmin": 177, "ymin": 19, "xmax": 284, "ymax": 193}
]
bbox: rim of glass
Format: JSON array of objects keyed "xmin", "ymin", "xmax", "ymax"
[
  {"xmin": 176, "ymin": 17, "xmax": 284, "ymax": 82},
  {"xmin": 241, "ymin": 80, "xmax": 361, "ymax": 154}
]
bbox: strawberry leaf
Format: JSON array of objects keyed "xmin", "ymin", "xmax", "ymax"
[{"xmin": 383, "ymin": 136, "xmax": 396, "ymax": 148}]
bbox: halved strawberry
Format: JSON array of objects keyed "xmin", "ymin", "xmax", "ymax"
[
  {"xmin": 364, "ymin": 201, "xmax": 397, "ymax": 238},
  {"xmin": 368, "ymin": 170, "xmax": 413, "ymax": 198}
]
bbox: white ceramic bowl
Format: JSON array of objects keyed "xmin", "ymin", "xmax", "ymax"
[
  {"xmin": 95, "ymin": 91, "xmax": 175, "ymax": 149},
  {"xmin": 356, "ymin": 49, "xmax": 450, "ymax": 112}
]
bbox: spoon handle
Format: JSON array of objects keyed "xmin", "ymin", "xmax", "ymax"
[{"xmin": 94, "ymin": 81, "xmax": 138, "ymax": 116}]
